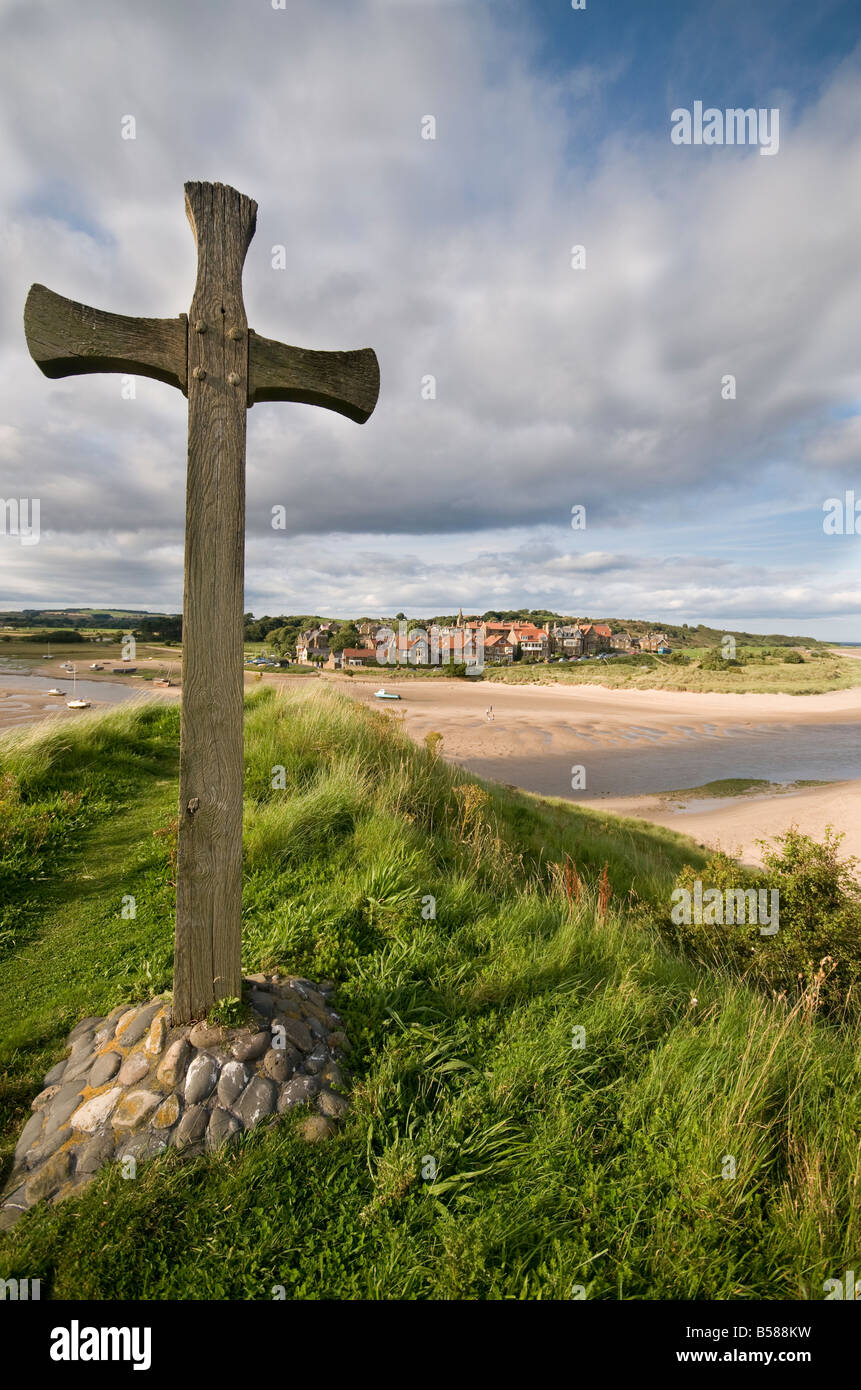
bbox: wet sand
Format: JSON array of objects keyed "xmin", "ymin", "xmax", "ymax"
[
  {"xmin": 0, "ymin": 683, "xmax": 127, "ymax": 731},
  {"xmin": 0, "ymin": 664, "xmax": 181, "ymax": 733},
  {"xmin": 595, "ymin": 781, "xmax": 861, "ymax": 869}
]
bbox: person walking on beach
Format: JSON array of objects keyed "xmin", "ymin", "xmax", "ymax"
[{"xmin": 486, "ymin": 705, "xmax": 494, "ymax": 722}]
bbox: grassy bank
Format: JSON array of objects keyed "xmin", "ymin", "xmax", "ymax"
[
  {"xmin": 482, "ymin": 652, "xmax": 861, "ymax": 695},
  {"xmin": 660, "ymin": 778, "xmax": 833, "ymax": 800},
  {"xmin": 0, "ymin": 687, "xmax": 858, "ymax": 1299}
]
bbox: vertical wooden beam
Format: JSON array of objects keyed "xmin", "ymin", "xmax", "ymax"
[{"xmin": 173, "ymin": 182, "xmax": 257, "ymax": 1024}]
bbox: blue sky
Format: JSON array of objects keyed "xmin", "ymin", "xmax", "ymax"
[
  {"xmin": 1, "ymin": 0, "xmax": 860, "ymax": 638},
  {"xmin": 534, "ymin": 0, "xmax": 857, "ymax": 109}
]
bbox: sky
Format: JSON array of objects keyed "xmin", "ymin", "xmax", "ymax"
[{"xmin": 1, "ymin": 0, "xmax": 860, "ymax": 638}]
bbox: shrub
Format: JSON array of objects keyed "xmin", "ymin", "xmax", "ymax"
[
  {"xmin": 699, "ymin": 649, "xmax": 743, "ymax": 670},
  {"xmin": 668, "ymin": 828, "xmax": 861, "ymax": 1014},
  {"xmin": 23, "ymin": 628, "xmax": 83, "ymax": 643}
]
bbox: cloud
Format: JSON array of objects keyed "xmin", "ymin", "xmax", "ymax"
[
  {"xmin": 0, "ymin": 0, "xmax": 859, "ymax": 636},
  {"xmin": 806, "ymin": 414, "xmax": 861, "ymax": 467}
]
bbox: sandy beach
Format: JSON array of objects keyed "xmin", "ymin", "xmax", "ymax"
[{"xmin": 594, "ymin": 781, "xmax": 861, "ymax": 868}]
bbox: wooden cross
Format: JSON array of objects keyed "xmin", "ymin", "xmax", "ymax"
[{"xmin": 23, "ymin": 181, "xmax": 379, "ymax": 1023}]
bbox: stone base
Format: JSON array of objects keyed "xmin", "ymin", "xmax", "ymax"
[{"xmin": 1, "ymin": 974, "xmax": 351, "ymax": 1230}]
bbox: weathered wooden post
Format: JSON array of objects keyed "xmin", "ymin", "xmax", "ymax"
[{"xmin": 23, "ymin": 181, "xmax": 379, "ymax": 1023}]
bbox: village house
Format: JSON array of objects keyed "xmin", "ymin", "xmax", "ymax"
[
  {"xmin": 642, "ymin": 631, "xmax": 671, "ymax": 653},
  {"xmin": 373, "ymin": 627, "xmax": 434, "ymax": 666},
  {"xmin": 503, "ymin": 622, "xmax": 551, "ymax": 660},
  {"xmin": 326, "ymin": 646, "xmax": 376, "ymax": 669},
  {"xmin": 610, "ymin": 631, "xmax": 632, "ymax": 650},
  {"xmin": 554, "ymin": 623, "xmax": 584, "ymax": 657},
  {"xmin": 406, "ymin": 631, "xmax": 430, "ymax": 664},
  {"xmin": 482, "ymin": 632, "xmax": 515, "ymax": 664},
  {"xmin": 427, "ymin": 617, "xmax": 485, "ymax": 667},
  {"xmin": 577, "ymin": 622, "xmax": 612, "ymax": 655},
  {"xmin": 296, "ymin": 623, "xmax": 336, "ymax": 664}
]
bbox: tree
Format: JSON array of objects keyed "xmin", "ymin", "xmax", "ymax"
[
  {"xmin": 330, "ymin": 623, "xmax": 360, "ymax": 654},
  {"xmin": 24, "ymin": 628, "xmax": 83, "ymax": 643}
]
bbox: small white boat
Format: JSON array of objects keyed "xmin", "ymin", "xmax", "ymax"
[
  {"xmin": 65, "ymin": 666, "xmax": 90, "ymax": 710},
  {"xmin": 374, "ymin": 689, "xmax": 401, "ymax": 700},
  {"xmin": 47, "ymin": 688, "xmax": 66, "ymax": 696},
  {"xmin": 88, "ymin": 663, "xmax": 103, "ymax": 670}
]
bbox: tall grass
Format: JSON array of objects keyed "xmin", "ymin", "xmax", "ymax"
[{"xmin": 0, "ymin": 685, "xmax": 858, "ymax": 1298}]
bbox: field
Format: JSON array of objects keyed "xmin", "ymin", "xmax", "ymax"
[{"xmin": 0, "ymin": 687, "xmax": 859, "ymax": 1298}]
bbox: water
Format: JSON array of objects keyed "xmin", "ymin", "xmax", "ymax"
[
  {"xmin": 0, "ymin": 671, "xmax": 145, "ymax": 709},
  {"xmin": 461, "ymin": 720, "xmax": 861, "ymax": 799}
]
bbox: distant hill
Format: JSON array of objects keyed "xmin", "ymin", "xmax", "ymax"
[{"xmin": 0, "ymin": 607, "xmax": 178, "ymax": 629}]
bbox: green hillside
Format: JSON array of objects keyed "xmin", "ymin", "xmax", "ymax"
[{"xmin": 0, "ymin": 689, "xmax": 858, "ymax": 1298}]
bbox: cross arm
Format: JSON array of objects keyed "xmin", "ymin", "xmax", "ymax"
[
  {"xmin": 23, "ymin": 283, "xmax": 187, "ymax": 393},
  {"xmin": 248, "ymin": 332, "xmax": 379, "ymax": 424}
]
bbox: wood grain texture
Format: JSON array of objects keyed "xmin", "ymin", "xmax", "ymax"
[
  {"xmin": 172, "ymin": 181, "xmax": 257, "ymax": 1024},
  {"xmin": 249, "ymin": 333, "xmax": 380, "ymax": 423},
  {"xmin": 24, "ymin": 283, "xmax": 187, "ymax": 392}
]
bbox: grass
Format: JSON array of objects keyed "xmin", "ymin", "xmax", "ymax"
[
  {"xmin": 662, "ymin": 777, "xmax": 774, "ymax": 799},
  {"xmin": 0, "ymin": 686, "xmax": 859, "ymax": 1299},
  {"xmin": 659, "ymin": 778, "xmax": 837, "ymax": 800},
  {"xmin": 483, "ymin": 653, "xmax": 861, "ymax": 695}
]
